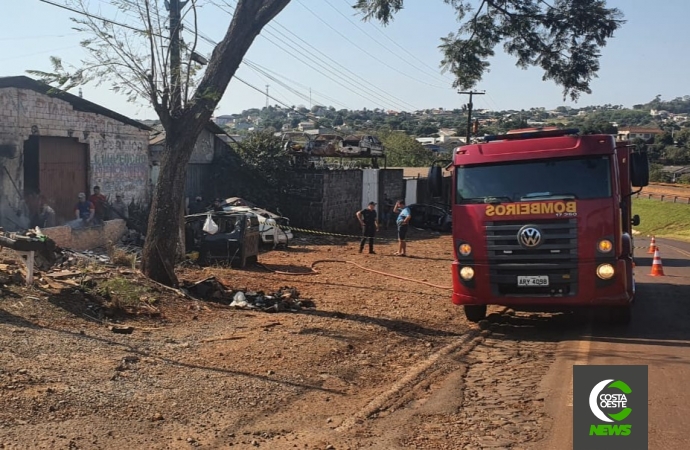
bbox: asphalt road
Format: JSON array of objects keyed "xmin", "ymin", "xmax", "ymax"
[{"xmin": 535, "ymin": 237, "xmax": 690, "ymax": 449}]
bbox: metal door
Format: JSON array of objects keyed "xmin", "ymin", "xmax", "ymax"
[
  {"xmin": 405, "ymin": 179, "xmax": 418, "ymax": 206},
  {"xmin": 38, "ymin": 137, "xmax": 88, "ymax": 224},
  {"xmin": 361, "ymin": 168, "xmax": 379, "ymax": 210}
]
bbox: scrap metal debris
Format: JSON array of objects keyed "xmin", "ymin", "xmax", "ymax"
[
  {"xmin": 180, "ymin": 276, "xmax": 315, "ymax": 313},
  {"xmin": 231, "ymin": 286, "xmax": 315, "ymax": 313},
  {"xmin": 109, "ymin": 325, "xmax": 135, "ymax": 335}
]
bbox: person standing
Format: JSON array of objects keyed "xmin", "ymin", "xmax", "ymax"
[
  {"xmin": 110, "ymin": 193, "xmax": 129, "ymax": 220},
  {"xmin": 356, "ymin": 201, "xmax": 379, "ymax": 254},
  {"xmin": 88, "ymin": 186, "xmax": 107, "ymax": 223},
  {"xmin": 394, "ymin": 199, "xmax": 411, "ymax": 256},
  {"xmin": 188, "ymin": 195, "xmax": 205, "ymax": 215}
]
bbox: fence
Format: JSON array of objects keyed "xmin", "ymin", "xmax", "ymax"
[{"xmin": 636, "ymin": 192, "xmax": 690, "ymax": 204}]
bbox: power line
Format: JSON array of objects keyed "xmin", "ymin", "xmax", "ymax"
[
  {"xmin": 0, "ymin": 33, "xmax": 80, "ymax": 41},
  {"xmin": 323, "ymin": 0, "xmax": 450, "ymax": 85},
  {"xmin": 258, "ymin": 27, "xmax": 411, "ymax": 111},
  {"xmin": 55, "ymin": 0, "xmax": 417, "ymax": 113},
  {"xmin": 241, "ymin": 64, "xmax": 294, "ymax": 106},
  {"xmin": 295, "ymin": 0, "xmax": 449, "ymax": 90},
  {"xmin": 341, "ymin": 0, "xmax": 455, "ymax": 84},
  {"xmin": 37, "ymin": 0, "xmax": 152, "ymax": 34},
  {"xmin": 0, "ymin": 45, "xmax": 81, "ymax": 63},
  {"xmin": 212, "ymin": 0, "xmax": 416, "ymax": 110},
  {"xmin": 244, "ymin": 62, "xmax": 332, "ymax": 108},
  {"xmin": 242, "ymin": 61, "xmax": 349, "ymax": 109},
  {"xmin": 36, "ymin": 0, "xmax": 336, "ymax": 128},
  {"xmin": 211, "ymin": 1, "xmax": 417, "ymax": 111},
  {"xmin": 188, "ymin": 25, "xmax": 355, "ymax": 110}
]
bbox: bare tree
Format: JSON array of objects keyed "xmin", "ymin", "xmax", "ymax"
[{"xmin": 31, "ymin": 0, "xmax": 291, "ymax": 286}]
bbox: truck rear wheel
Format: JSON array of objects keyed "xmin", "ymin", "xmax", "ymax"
[{"xmin": 464, "ymin": 305, "xmax": 487, "ymax": 323}]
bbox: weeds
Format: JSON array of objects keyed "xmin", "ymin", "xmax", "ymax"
[
  {"xmin": 95, "ymin": 277, "xmax": 157, "ymax": 313},
  {"xmin": 106, "ymin": 241, "xmax": 137, "ymax": 268}
]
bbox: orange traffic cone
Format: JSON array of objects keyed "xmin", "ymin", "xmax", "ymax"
[
  {"xmin": 648, "ymin": 236, "xmax": 656, "ymax": 254},
  {"xmin": 650, "ymin": 246, "xmax": 665, "ymax": 276}
]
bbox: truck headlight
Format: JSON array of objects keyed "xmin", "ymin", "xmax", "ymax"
[
  {"xmin": 460, "ymin": 266, "xmax": 475, "ymax": 281},
  {"xmin": 458, "ymin": 243, "xmax": 472, "ymax": 257},
  {"xmin": 597, "ymin": 239, "xmax": 613, "ymax": 253},
  {"xmin": 596, "ymin": 263, "xmax": 615, "ymax": 280}
]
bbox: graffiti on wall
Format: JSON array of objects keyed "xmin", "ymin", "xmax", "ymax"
[{"xmin": 91, "ymin": 139, "xmax": 149, "ymax": 195}]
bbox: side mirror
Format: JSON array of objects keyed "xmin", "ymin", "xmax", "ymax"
[
  {"xmin": 630, "ymin": 152, "xmax": 649, "ymax": 187},
  {"xmin": 428, "ymin": 166, "xmax": 443, "ymax": 197},
  {"xmin": 631, "ymin": 215, "xmax": 640, "ymax": 226}
]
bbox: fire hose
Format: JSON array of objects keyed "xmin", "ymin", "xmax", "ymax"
[{"xmin": 257, "ymin": 259, "xmax": 453, "ymax": 291}]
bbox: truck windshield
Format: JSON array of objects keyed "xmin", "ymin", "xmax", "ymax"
[{"xmin": 456, "ymin": 155, "xmax": 611, "ymax": 204}]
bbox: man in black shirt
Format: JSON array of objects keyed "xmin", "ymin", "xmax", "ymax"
[{"xmin": 356, "ymin": 201, "xmax": 379, "ymax": 254}]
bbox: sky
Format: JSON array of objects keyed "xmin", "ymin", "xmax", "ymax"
[{"xmin": 1, "ymin": 0, "xmax": 689, "ymax": 121}]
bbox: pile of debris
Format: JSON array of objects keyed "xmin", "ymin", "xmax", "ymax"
[{"xmin": 183, "ymin": 277, "xmax": 315, "ymax": 313}]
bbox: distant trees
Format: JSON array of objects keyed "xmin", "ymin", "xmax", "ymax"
[{"xmin": 377, "ymin": 130, "xmax": 436, "ymax": 167}]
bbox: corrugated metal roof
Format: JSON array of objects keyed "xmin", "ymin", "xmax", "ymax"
[{"xmin": 0, "ymin": 76, "xmax": 152, "ymax": 131}]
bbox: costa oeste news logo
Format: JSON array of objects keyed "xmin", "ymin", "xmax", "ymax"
[
  {"xmin": 588, "ymin": 379, "xmax": 632, "ymax": 435},
  {"xmin": 573, "ymin": 365, "xmax": 647, "ymax": 450}
]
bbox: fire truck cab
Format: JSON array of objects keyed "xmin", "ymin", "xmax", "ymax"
[{"xmin": 429, "ymin": 128, "xmax": 649, "ymax": 324}]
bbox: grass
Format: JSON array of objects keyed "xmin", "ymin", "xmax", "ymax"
[
  {"xmin": 95, "ymin": 278, "xmax": 157, "ymax": 312},
  {"xmin": 106, "ymin": 241, "xmax": 137, "ymax": 268},
  {"xmin": 632, "ymin": 198, "xmax": 690, "ymax": 242}
]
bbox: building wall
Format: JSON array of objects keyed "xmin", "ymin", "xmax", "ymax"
[
  {"xmin": 277, "ymin": 170, "xmax": 403, "ymax": 234},
  {"xmin": 41, "ymin": 219, "xmax": 127, "ymax": 252},
  {"xmin": 149, "ymin": 128, "xmax": 219, "ymax": 201},
  {"xmin": 378, "ymin": 169, "xmax": 404, "ymax": 205},
  {"xmin": 322, "ymin": 170, "xmax": 363, "ymax": 233},
  {"xmin": 282, "ymin": 172, "xmax": 326, "ymax": 231},
  {"xmin": 0, "ymin": 87, "xmax": 149, "ymax": 230}
]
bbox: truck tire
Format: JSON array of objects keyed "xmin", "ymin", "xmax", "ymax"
[
  {"xmin": 464, "ymin": 305, "xmax": 487, "ymax": 323},
  {"xmin": 608, "ymin": 304, "xmax": 631, "ymax": 325}
]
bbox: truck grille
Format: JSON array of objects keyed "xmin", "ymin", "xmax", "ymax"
[{"xmin": 485, "ymin": 218, "xmax": 578, "ymax": 297}]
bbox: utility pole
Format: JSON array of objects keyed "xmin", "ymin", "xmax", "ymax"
[
  {"xmin": 265, "ymin": 85, "xmax": 270, "ymax": 108},
  {"xmin": 169, "ymin": 0, "xmax": 186, "ymax": 113},
  {"xmin": 458, "ymin": 90, "xmax": 485, "ymax": 144}
]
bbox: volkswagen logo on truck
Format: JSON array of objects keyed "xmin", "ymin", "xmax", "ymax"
[{"xmin": 518, "ymin": 225, "xmax": 543, "ymax": 248}]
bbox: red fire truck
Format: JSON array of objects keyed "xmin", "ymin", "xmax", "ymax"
[{"xmin": 429, "ymin": 128, "xmax": 649, "ymax": 324}]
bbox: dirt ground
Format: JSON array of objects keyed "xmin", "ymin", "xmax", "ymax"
[
  {"xmin": 642, "ymin": 182, "xmax": 690, "ymax": 201},
  {"xmin": 1, "ymin": 228, "xmax": 498, "ymax": 449}
]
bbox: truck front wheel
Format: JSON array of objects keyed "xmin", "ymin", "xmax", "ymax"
[
  {"xmin": 608, "ymin": 304, "xmax": 632, "ymax": 325},
  {"xmin": 464, "ymin": 305, "xmax": 487, "ymax": 323}
]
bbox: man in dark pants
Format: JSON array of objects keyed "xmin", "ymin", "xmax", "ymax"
[{"xmin": 356, "ymin": 201, "xmax": 379, "ymax": 254}]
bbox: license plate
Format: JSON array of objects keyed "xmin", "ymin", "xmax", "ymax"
[{"xmin": 517, "ymin": 275, "xmax": 549, "ymax": 287}]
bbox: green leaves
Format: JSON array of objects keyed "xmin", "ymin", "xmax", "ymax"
[
  {"xmin": 354, "ymin": 0, "xmax": 625, "ymax": 101},
  {"xmin": 378, "ymin": 130, "xmax": 436, "ymax": 167}
]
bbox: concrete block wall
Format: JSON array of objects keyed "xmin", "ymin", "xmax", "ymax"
[
  {"xmin": 42, "ymin": 219, "xmax": 127, "ymax": 251},
  {"xmin": 0, "ymin": 86, "xmax": 150, "ymax": 230},
  {"xmin": 379, "ymin": 169, "xmax": 404, "ymax": 205},
  {"xmin": 282, "ymin": 172, "xmax": 326, "ymax": 231},
  {"xmin": 322, "ymin": 170, "xmax": 363, "ymax": 233},
  {"xmin": 282, "ymin": 170, "xmax": 398, "ymax": 234}
]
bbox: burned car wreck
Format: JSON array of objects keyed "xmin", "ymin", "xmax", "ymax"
[
  {"xmin": 184, "ymin": 212, "xmax": 260, "ymax": 268},
  {"xmin": 220, "ymin": 197, "xmax": 293, "ymax": 247}
]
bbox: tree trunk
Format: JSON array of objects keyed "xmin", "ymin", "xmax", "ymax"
[
  {"xmin": 140, "ymin": 0, "xmax": 292, "ymax": 286},
  {"xmin": 141, "ymin": 125, "xmax": 199, "ymax": 286}
]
